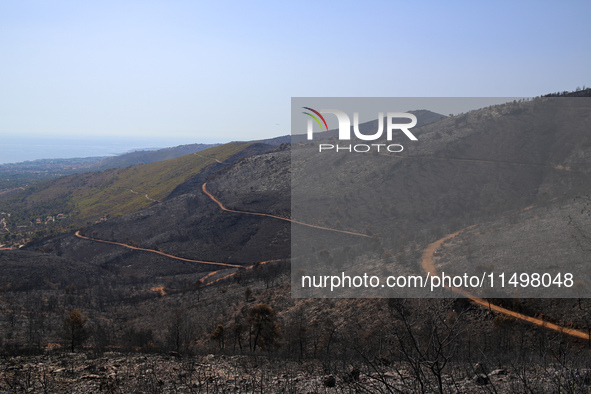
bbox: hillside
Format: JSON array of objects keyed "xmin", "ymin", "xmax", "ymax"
[
  {"xmin": 0, "ymin": 142, "xmax": 253, "ymax": 230},
  {"xmin": 290, "ymin": 96, "xmax": 591, "ymax": 297},
  {"xmin": 22, "ymin": 93, "xmax": 591, "ymax": 297},
  {"xmin": 29, "ymin": 95, "xmax": 591, "ymax": 298},
  {"xmin": 1, "ymin": 92, "xmax": 591, "ymax": 392},
  {"xmin": 0, "ymin": 143, "xmax": 218, "ymax": 190},
  {"xmin": 37, "ymin": 149, "xmax": 290, "ymax": 274},
  {"xmin": 90, "ymin": 143, "xmax": 219, "ymax": 170}
]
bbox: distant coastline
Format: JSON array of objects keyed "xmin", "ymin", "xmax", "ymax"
[{"xmin": 0, "ymin": 136, "xmax": 214, "ymax": 165}]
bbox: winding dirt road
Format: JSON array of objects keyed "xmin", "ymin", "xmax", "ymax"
[
  {"xmin": 421, "ymin": 225, "xmax": 590, "ymax": 340},
  {"xmin": 203, "ymin": 181, "xmax": 589, "ymax": 340},
  {"xmin": 201, "ymin": 183, "xmax": 370, "ymax": 238},
  {"xmin": 74, "ymin": 231, "xmax": 241, "ymax": 268},
  {"xmin": 74, "ymin": 177, "xmax": 589, "ymax": 341},
  {"xmin": 200, "ymin": 259, "xmax": 278, "ymax": 288}
]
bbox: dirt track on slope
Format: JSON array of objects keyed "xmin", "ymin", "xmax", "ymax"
[
  {"xmin": 203, "ymin": 182, "xmax": 589, "ymax": 339},
  {"xmin": 74, "ymin": 231, "xmax": 241, "ymax": 268},
  {"xmin": 202, "ymin": 182, "xmax": 370, "ymax": 238},
  {"xmin": 75, "ymin": 178, "xmax": 589, "ymax": 341},
  {"xmin": 420, "ymin": 225, "xmax": 590, "ymax": 340}
]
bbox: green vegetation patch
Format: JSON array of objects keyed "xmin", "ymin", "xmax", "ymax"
[{"xmin": 1, "ymin": 142, "xmax": 250, "ymax": 226}]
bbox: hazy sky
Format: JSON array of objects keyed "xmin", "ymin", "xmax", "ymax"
[{"xmin": 1, "ymin": 0, "xmax": 590, "ymax": 147}]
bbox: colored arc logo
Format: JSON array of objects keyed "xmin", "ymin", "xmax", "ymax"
[{"xmin": 302, "ymin": 107, "xmax": 328, "ymax": 132}]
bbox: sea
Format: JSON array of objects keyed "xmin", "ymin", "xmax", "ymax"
[{"xmin": 0, "ymin": 136, "xmax": 219, "ymax": 165}]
